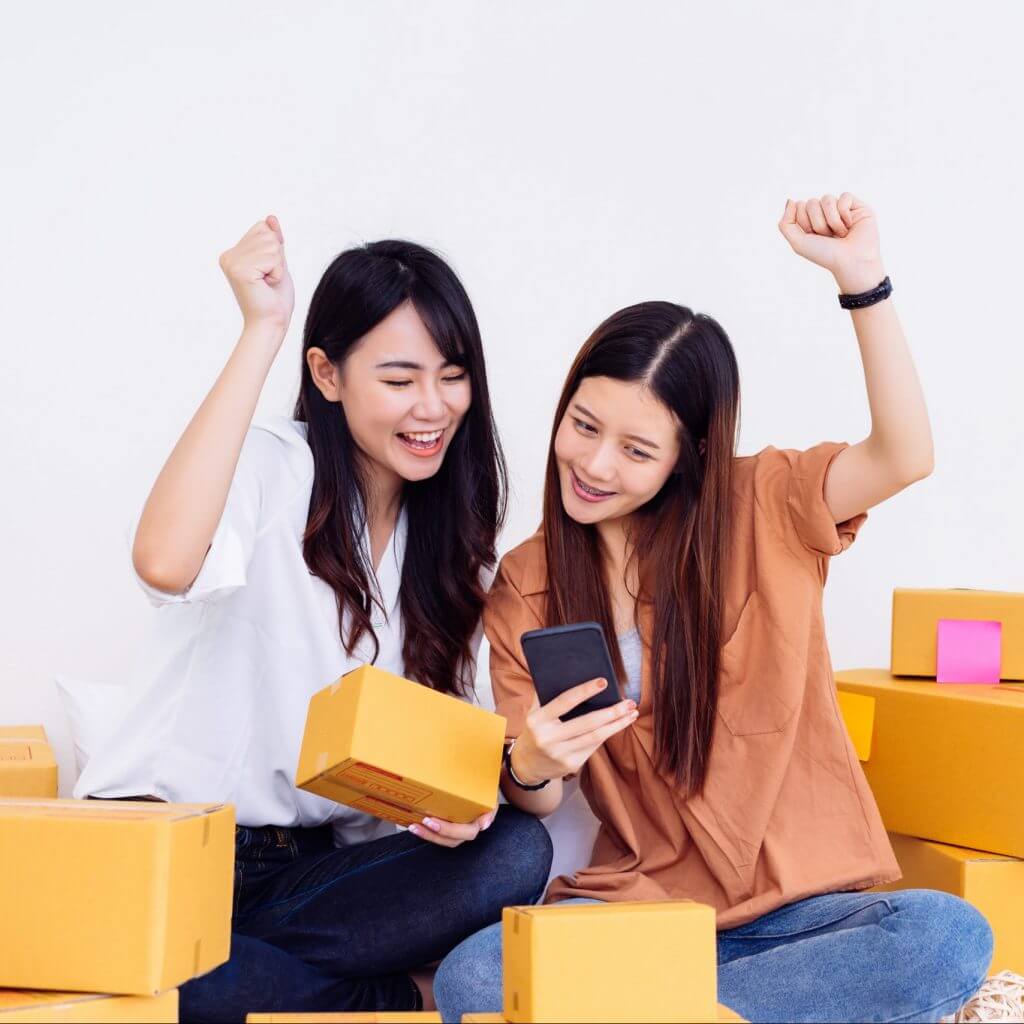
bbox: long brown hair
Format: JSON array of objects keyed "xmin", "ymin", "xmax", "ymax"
[
  {"xmin": 296, "ymin": 240, "xmax": 507, "ymax": 696},
  {"xmin": 542, "ymin": 301, "xmax": 739, "ymax": 793}
]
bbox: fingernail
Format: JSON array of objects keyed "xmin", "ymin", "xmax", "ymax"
[
  {"xmin": 597, "ymin": 679, "xmax": 607, "ymax": 689},
  {"xmin": 409, "ymin": 825, "xmax": 420, "ymax": 836},
  {"xmin": 627, "ymin": 700, "xmax": 637, "ymax": 710},
  {"xmin": 423, "ymin": 818, "xmax": 441, "ymax": 832}
]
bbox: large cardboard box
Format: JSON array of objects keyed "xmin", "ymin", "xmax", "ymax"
[
  {"xmin": 0, "ymin": 798, "xmax": 234, "ymax": 995},
  {"xmin": 0, "ymin": 727, "xmax": 57, "ymax": 798},
  {"xmin": 296, "ymin": 665, "xmax": 506, "ymax": 826},
  {"xmin": 246, "ymin": 1016, "xmax": 440, "ymax": 1022},
  {"xmin": 834, "ymin": 669, "xmax": 1024, "ymax": 856},
  {"xmin": 836, "ymin": 690, "xmax": 874, "ymax": 761},
  {"xmin": 0, "ymin": 989, "xmax": 177, "ymax": 1022},
  {"xmin": 874, "ymin": 832, "xmax": 1024, "ymax": 974},
  {"xmin": 463, "ymin": 1008, "xmax": 746, "ymax": 1022},
  {"xmin": 891, "ymin": 589, "xmax": 1024, "ymax": 680},
  {"xmin": 502, "ymin": 901, "xmax": 717, "ymax": 1023}
]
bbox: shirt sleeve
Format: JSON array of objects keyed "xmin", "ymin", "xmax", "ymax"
[
  {"xmin": 483, "ymin": 560, "xmax": 541, "ymax": 740},
  {"xmin": 757, "ymin": 442, "xmax": 868, "ymax": 559},
  {"xmin": 130, "ymin": 429, "xmax": 266, "ymax": 608}
]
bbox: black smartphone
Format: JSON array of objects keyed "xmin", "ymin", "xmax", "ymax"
[{"xmin": 520, "ymin": 621, "xmax": 622, "ymax": 721}]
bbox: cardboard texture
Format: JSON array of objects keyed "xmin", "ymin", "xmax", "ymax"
[
  {"xmin": 0, "ymin": 727, "xmax": 57, "ymax": 798},
  {"xmin": 463, "ymin": 1008, "xmax": 746, "ymax": 1022},
  {"xmin": 891, "ymin": 589, "xmax": 1024, "ymax": 680},
  {"xmin": 296, "ymin": 665, "xmax": 506, "ymax": 826},
  {"xmin": 834, "ymin": 669, "xmax": 1024, "ymax": 856},
  {"xmin": 502, "ymin": 901, "xmax": 717, "ymax": 1023},
  {"xmin": 874, "ymin": 832, "xmax": 1024, "ymax": 974},
  {"xmin": 836, "ymin": 690, "xmax": 874, "ymax": 760},
  {"xmin": 0, "ymin": 989, "xmax": 178, "ymax": 1022},
  {"xmin": 246, "ymin": 1016, "xmax": 441, "ymax": 1022},
  {"xmin": 0, "ymin": 798, "xmax": 234, "ymax": 995}
]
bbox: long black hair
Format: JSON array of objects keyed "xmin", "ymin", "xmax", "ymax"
[
  {"xmin": 543, "ymin": 301, "xmax": 740, "ymax": 792},
  {"xmin": 295, "ymin": 240, "xmax": 507, "ymax": 696}
]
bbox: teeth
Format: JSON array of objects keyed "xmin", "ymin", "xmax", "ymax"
[{"xmin": 401, "ymin": 430, "xmax": 442, "ymax": 443}]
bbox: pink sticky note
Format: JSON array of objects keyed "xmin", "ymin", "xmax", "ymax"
[{"xmin": 936, "ymin": 619, "xmax": 1002, "ymax": 684}]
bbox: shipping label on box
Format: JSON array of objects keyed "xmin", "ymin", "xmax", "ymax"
[
  {"xmin": 874, "ymin": 832, "xmax": 1024, "ymax": 975},
  {"xmin": 0, "ymin": 988, "xmax": 177, "ymax": 1022},
  {"xmin": 503, "ymin": 901, "xmax": 717, "ymax": 1024},
  {"xmin": 0, "ymin": 798, "xmax": 234, "ymax": 995},
  {"xmin": 891, "ymin": 589, "xmax": 1024, "ymax": 680},
  {"xmin": 0, "ymin": 727, "xmax": 57, "ymax": 798},
  {"xmin": 835, "ymin": 669, "xmax": 1024, "ymax": 856},
  {"xmin": 296, "ymin": 665, "xmax": 506, "ymax": 826}
]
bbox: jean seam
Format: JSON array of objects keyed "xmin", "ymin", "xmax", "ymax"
[
  {"xmin": 236, "ymin": 840, "xmax": 424, "ymax": 924},
  {"xmin": 722, "ymin": 896, "xmax": 894, "ymax": 941},
  {"xmin": 885, "ymin": 969, "xmax": 989, "ymax": 1024}
]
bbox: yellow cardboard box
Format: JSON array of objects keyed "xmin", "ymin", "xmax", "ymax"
[
  {"xmin": 463, "ymin": 1007, "xmax": 746, "ymax": 1022},
  {"xmin": 296, "ymin": 665, "xmax": 506, "ymax": 826},
  {"xmin": 891, "ymin": 589, "xmax": 1024, "ymax": 680},
  {"xmin": 502, "ymin": 901, "xmax": 717, "ymax": 1023},
  {"xmin": 835, "ymin": 669, "xmax": 1024, "ymax": 856},
  {"xmin": 246, "ymin": 1016, "xmax": 440, "ymax": 1022},
  {"xmin": 874, "ymin": 832, "xmax": 1024, "ymax": 974},
  {"xmin": 0, "ymin": 798, "xmax": 234, "ymax": 995},
  {"xmin": 0, "ymin": 727, "xmax": 57, "ymax": 798},
  {"xmin": 836, "ymin": 690, "xmax": 874, "ymax": 761},
  {"xmin": 0, "ymin": 989, "xmax": 177, "ymax": 1021}
]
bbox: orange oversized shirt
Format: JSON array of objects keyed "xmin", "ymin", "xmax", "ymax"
[{"xmin": 485, "ymin": 442, "xmax": 900, "ymax": 929}]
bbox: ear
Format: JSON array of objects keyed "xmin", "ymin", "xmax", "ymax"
[{"xmin": 306, "ymin": 347, "xmax": 342, "ymax": 402}]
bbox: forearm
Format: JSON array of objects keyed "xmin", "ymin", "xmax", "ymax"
[
  {"xmin": 132, "ymin": 324, "xmax": 283, "ymax": 592},
  {"xmin": 835, "ymin": 263, "xmax": 933, "ymax": 481},
  {"xmin": 500, "ymin": 754, "xmax": 564, "ymax": 818}
]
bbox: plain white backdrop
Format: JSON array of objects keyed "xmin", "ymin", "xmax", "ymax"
[{"xmin": 1, "ymin": 1, "xmax": 1022, "ymax": 794}]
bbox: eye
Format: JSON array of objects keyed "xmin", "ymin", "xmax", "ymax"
[
  {"xmin": 626, "ymin": 446, "xmax": 653, "ymax": 461},
  {"xmin": 573, "ymin": 418, "xmax": 598, "ymax": 435},
  {"xmin": 442, "ymin": 371, "xmax": 468, "ymax": 383},
  {"xmin": 382, "ymin": 379, "xmax": 413, "ymax": 388}
]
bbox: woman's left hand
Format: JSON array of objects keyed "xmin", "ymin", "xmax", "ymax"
[
  {"xmin": 408, "ymin": 809, "xmax": 497, "ymax": 848},
  {"xmin": 779, "ymin": 193, "xmax": 886, "ymax": 294}
]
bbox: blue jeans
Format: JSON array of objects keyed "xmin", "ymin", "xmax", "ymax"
[
  {"xmin": 180, "ymin": 806, "xmax": 553, "ymax": 1023},
  {"xmin": 434, "ymin": 890, "xmax": 992, "ymax": 1023}
]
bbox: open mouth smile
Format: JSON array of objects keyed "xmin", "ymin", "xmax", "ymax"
[
  {"xmin": 397, "ymin": 429, "xmax": 444, "ymax": 457},
  {"xmin": 570, "ymin": 468, "xmax": 616, "ymax": 503}
]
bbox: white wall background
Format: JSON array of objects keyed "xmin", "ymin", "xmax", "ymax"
[{"xmin": 1, "ymin": 1, "xmax": 1022, "ymax": 795}]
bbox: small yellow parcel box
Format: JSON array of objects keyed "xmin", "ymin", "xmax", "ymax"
[
  {"xmin": 0, "ymin": 727, "xmax": 57, "ymax": 798},
  {"xmin": 502, "ymin": 901, "xmax": 717, "ymax": 1023},
  {"xmin": 247, "ymin": 1015, "xmax": 440, "ymax": 1022},
  {"xmin": 296, "ymin": 665, "xmax": 506, "ymax": 827},
  {"xmin": 0, "ymin": 798, "xmax": 234, "ymax": 995},
  {"xmin": 463, "ymin": 1007, "xmax": 746, "ymax": 1022},
  {"xmin": 874, "ymin": 832, "xmax": 1024, "ymax": 975},
  {"xmin": 835, "ymin": 669, "xmax": 1024, "ymax": 856},
  {"xmin": 0, "ymin": 989, "xmax": 177, "ymax": 1022},
  {"xmin": 891, "ymin": 589, "xmax": 1024, "ymax": 680}
]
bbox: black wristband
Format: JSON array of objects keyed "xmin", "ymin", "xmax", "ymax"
[
  {"xmin": 838, "ymin": 276, "xmax": 892, "ymax": 310},
  {"xmin": 503, "ymin": 740, "xmax": 550, "ymax": 791}
]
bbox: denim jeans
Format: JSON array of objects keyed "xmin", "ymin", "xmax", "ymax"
[
  {"xmin": 433, "ymin": 890, "xmax": 993, "ymax": 1023},
  {"xmin": 180, "ymin": 805, "xmax": 553, "ymax": 1023}
]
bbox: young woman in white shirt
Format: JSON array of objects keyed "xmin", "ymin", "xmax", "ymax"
[{"xmin": 75, "ymin": 217, "xmax": 552, "ymax": 1022}]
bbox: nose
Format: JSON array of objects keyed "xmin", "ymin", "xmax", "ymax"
[
  {"xmin": 579, "ymin": 441, "xmax": 617, "ymax": 483},
  {"xmin": 411, "ymin": 380, "xmax": 445, "ymax": 422}
]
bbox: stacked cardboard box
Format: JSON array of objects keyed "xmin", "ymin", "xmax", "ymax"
[
  {"xmin": 0, "ymin": 797, "xmax": 236, "ymax": 1021},
  {"xmin": 296, "ymin": 665, "xmax": 506, "ymax": 827},
  {"xmin": 246, "ymin": 1016, "xmax": 441, "ymax": 1022},
  {"xmin": 836, "ymin": 587, "xmax": 1024, "ymax": 975},
  {"xmin": 0, "ymin": 727, "xmax": 57, "ymax": 798}
]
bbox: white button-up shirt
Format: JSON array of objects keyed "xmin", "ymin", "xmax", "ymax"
[{"xmin": 75, "ymin": 417, "xmax": 463, "ymax": 843}]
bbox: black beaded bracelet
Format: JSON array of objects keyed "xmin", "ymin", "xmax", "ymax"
[{"xmin": 838, "ymin": 276, "xmax": 893, "ymax": 310}]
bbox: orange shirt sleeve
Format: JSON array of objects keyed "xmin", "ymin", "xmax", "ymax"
[
  {"xmin": 483, "ymin": 558, "xmax": 542, "ymax": 740},
  {"xmin": 756, "ymin": 442, "xmax": 868, "ymax": 559}
]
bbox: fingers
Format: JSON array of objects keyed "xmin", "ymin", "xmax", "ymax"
[
  {"xmin": 795, "ymin": 200, "xmax": 812, "ymax": 234},
  {"xmin": 820, "ymin": 195, "xmax": 847, "ymax": 237},
  {"xmin": 409, "ymin": 811, "xmax": 496, "ymax": 849},
  {"xmin": 787, "ymin": 193, "xmax": 860, "ymax": 236},
  {"xmin": 778, "ymin": 199, "xmax": 804, "ymax": 246},
  {"xmin": 837, "ymin": 192, "xmax": 855, "ymax": 229},
  {"xmin": 541, "ymin": 677, "xmax": 608, "ymax": 720},
  {"xmin": 559, "ymin": 698, "xmax": 636, "ymax": 740},
  {"xmin": 566, "ymin": 706, "xmax": 639, "ymax": 753},
  {"xmin": 265, "ymin": 214, "xmax": 284, "ymax": 244},
  {"xmin": 805, "ymin": 198, "xmax": 829, "ymax": 235}
]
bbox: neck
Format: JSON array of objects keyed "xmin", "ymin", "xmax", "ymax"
[
  {"xmin": 362, "ymin": 460, "xmax": 403, "ymax": 530},
  {"xmin": 596, "ymin": 515, "xmax": 632, "ymax": 580}
]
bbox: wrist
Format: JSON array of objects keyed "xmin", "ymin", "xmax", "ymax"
[
  {"xmin": 833, "ymin": 260, "xmax": 887, "ymax": 295},
  {"xmin": 239, "ymin": 319, "xmax": 288, "ymax": 351},
  {"xmin": 508, "ymin": 742, "xmax": 549, "ymax": 789}
]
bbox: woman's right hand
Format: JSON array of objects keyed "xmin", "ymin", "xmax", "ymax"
[
  {"xmin": 510, "ymin": 678, "xmax": 638, "ymax": 785},
  {"xmin": 218, "ymin": 215, "xmax": 295, "ymax": 335}
]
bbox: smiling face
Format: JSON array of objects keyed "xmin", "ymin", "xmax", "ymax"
[
  {"xmin": 553, "ymin": 375, "xmax": 682, "ymax": 527},
  {"xmin": 308, "ymin": 301, "xmax": 472, "ymax": 489}
]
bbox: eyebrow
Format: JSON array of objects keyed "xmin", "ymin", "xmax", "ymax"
[
  {"xmin": 572, "ymin": 403, "xmax": 661, "ymax": 451},
  {"xmin": 375, "ymin": 359, "xmax": 461, "ymax": 371}
]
